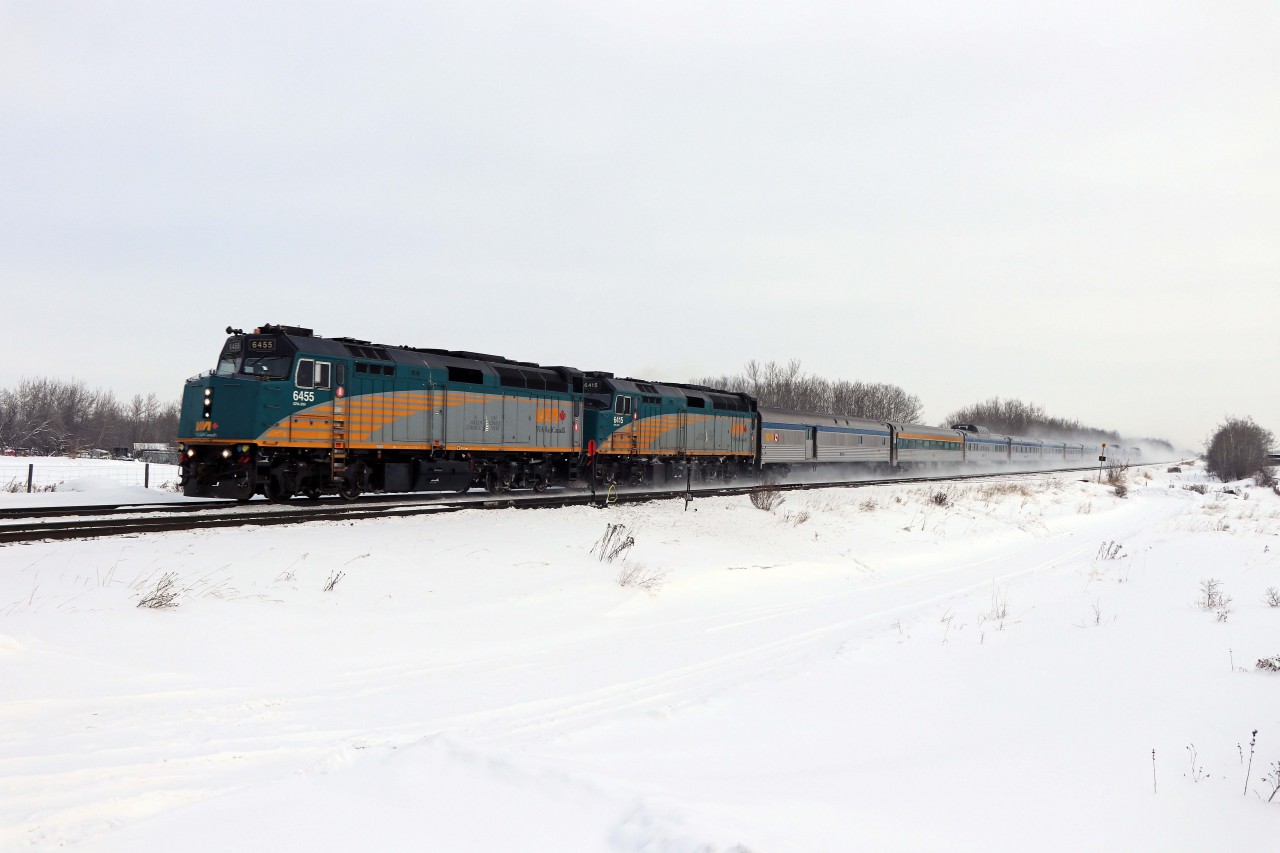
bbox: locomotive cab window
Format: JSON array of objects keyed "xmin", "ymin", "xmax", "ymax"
[
  {"xmin": 295, "ymin": 359, "xmax": 332, "ymax": 390},
  {"xmin": 216, "ymin": 351, "xmax": 240, "ymax": 376},
  {"xmin": 296, "ymin": 359, "xmax": 314, "ymax": 388},
  {"xmin": 614, "ymin": 396, "xmax": 633, "ymax": 415}
]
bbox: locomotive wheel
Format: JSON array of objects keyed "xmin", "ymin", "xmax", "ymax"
[
  {"xmin": 303, "ymin": 488, "xmax": 322, "ymax": 500},
  {"xmin": 264, "ymin": 477, "xmax": 293, "ymax": 503},
  {"xmin": 485, "ymin": 470, "xmax": 511, "ymax": 494},
  {"xmin": 338, "ymin": 480, "xmax": 361, "ymax": 501}
]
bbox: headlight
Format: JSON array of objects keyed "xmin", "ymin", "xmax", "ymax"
[
  {"xmin": 221, "ymin": 448, "xmax": 232, "ymax": 459},
  {"xmin": 204, "ymin": 388, "xmax": 212, "ymax": 397},
  {"xmin": 186, "ymin": 449, "xmax": 195, "ymax": 458}
]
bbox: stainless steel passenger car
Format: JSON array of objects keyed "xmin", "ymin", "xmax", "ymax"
[
  {"xmin": 1009, "ymin": 437, "xmax": 1043, "ymax": 467},
  {"xmin": 758, "ymin": 408, "xmax": 891, "ymax": 467},
  {"xmin": 1041, "ymin": 440, "xmax": 1067, "ymax": 466},
  {"xmin": 959, "ymin": 428, "xmax": 1012, "ymax": 464},
  {"xmin": 890, "ymin": 423, "xmax": 965, "ymax": 467}
]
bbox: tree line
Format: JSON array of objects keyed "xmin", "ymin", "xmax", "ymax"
[
  {"xmin": 696, "ymin": 360, "xmax": 1176, "ymax": 451},
  {"xmin": 943, "ymin": 397, "xmax": 1121, "ymax": 445},
  {"xmin": 4, "ymin": 365, "xmax": 1190, "ymax": 458},
  {"xmin": 942, "ymin": 397, "xmax": 1178, "ymax": 452},
  {"xmin": 696, "ymin": 359, "xmax": 925, "ymax": 422},
  {"xmin": 0, "ymin": 378, "xmax": 179, "ymax": 455}
]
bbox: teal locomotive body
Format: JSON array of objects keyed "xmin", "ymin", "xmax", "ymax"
[{"xmin": 179, "ymin": 325, "xmax": 585, "ymax": 500}]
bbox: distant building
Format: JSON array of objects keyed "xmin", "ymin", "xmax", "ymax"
[{"xmin": 133, "ymin": 442, "xmax": 181, "ymax": 464}]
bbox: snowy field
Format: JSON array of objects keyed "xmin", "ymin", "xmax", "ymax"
[
  {"xmin": 1, "ymin": 457, "xmax": 190, "ymax": 507},
  {"xmin": 2, "ymin": 461, "xmax": 1278, "ymax": 851}
]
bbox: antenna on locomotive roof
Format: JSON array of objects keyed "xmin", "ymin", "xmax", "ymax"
[{"xmin": 226, "ymin": 326, "xmax": 244, "ymax": 335}]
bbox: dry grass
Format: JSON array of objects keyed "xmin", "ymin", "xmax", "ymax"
[
  {"xmin": 617, "ymin": 560, "xmax": 667, "ymax": 593},
  {"xmin": 782, "ymin": 509, "xmax": 811, "ymax": 526},
  {"xmin": 3, "ymin": 479, "xmax": 57, "ymax": 493}
]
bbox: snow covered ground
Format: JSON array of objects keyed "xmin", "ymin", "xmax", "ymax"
[{"xmin": 2, "ymin": 461, "xmax": 1278, "ymax": 851}]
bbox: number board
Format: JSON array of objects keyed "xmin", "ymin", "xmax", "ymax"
[
  {"xmin": 248, "ymin": 337, "xmax": 277, "ymax": 353},
  {"xmin": 225, "ymin": 338, "xmax": 243, "ymax": 354}
]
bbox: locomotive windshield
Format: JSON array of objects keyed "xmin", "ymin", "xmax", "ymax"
[
  {"xmin": 239, "ymin": 356, "xmax": 292, "ymax": 378},
  {"xmin": 214, "ymin": 336, "xmax": 293, "ymax": 379},
  {"xmin": 582, "ymin": 375, "xmax": 612, "ymax": 410}
]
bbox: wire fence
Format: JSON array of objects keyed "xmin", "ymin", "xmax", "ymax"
[{"xmin": 0, "ymin": 460, "xmax": 182, "ymax": 493}]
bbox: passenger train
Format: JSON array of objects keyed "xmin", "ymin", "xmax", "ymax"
[{"xmin": 177, "ymin": 325, "xmax": 1119, "ymax": 500}]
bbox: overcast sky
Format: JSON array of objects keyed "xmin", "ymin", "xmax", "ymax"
[{"xmin": 3, "ymin": 1, "xmax": 1277, "ymax": 449}]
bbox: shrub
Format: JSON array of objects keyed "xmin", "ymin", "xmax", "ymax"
[
  {"xmin": 1265, "ymin": 587, "xmax": 1280, "ymax": 607},
  {"xmin": 1255, "ymin": 467, "xmax": 1277, "ymax": 488},
  {"xmin": 1204, "ymin": 416, "xmax": 1274, "ymax": 482},
  {"xmin": 1113, "ymin": 483, "xmax": 1128, "ymax": 498},
  {"xmin": 1183, "ymin": 484, "xmax": 1207, "ymax": 495},
  {"xmin": 137, "ymin": 573, "xmax": 182, "ymax": 609},
  {"xmin": 930, "ymin": 490, "xmax": 950, "ymax": 507},
  {"xmin": 1167, "ymin": 466, "xmax": 1182, "ymax": 473},
  {"xmin": 592, "ymin": 523, "xmax": 635, "ymax": 563},
  {"xmin": 1096, "ymin": 541, "xmax": 1123, "ymax": 560},
  {"xmin": 1197, "ymin": 578, "xmax": 1232, "ymax": 620},
  {"xmin": 750, "ymin": 487, "xmax": 785, "ymax": 511},
  {"xmin": 1257, "ymin": 656, "xmax": 1280, "ymax": 672}
]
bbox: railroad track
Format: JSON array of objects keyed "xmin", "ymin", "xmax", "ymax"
[{"xmin": 0, "ymin": 462, "xmax": 1175, "ymax": 546}]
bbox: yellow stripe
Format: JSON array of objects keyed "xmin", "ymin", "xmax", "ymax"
[
  {"xmin": 596, "ymin": 449, "xmax": 752, "ymax": 457},
  {"xmin": 897, "ymin": 432, "xmax": 962, "ymax": 442}
]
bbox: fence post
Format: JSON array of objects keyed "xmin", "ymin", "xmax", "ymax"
[
  {"xmin": 145, "ymin": 463, "xmax": 150, "ymax": 489},
  {"xmin": 27, "ymin": 464, "xmax": 33, "ymax": 493}
]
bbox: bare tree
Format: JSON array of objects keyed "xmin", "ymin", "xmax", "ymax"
[
  {"xmin": 696, "ymin": 360, "xmax": 923, "ymax": 422},
  {"xmin": 1204, "ymin": 416, "xmax": 1274, "ymax": 482},
  {"xmin": 943, "ymin": 396, "xmax": 1120, "ymax": 443},
  {"xmin": 0, "ymin": 378, "xmax": 179, "ymax": 455},
  {"xmin": 829, "ymin": 380, "xmax": 923, "ymax": 422}
]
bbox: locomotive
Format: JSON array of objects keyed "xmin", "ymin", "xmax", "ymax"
[{"xmin": 177, "ymin": 325, "xmax": 1113, "ymax": 500}]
